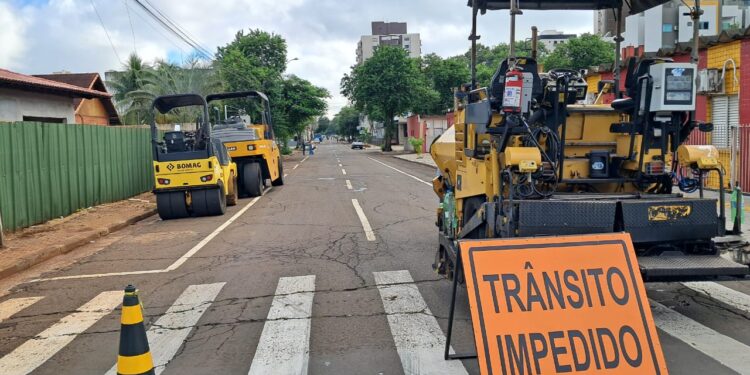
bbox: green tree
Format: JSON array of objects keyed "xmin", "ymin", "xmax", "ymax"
[
  {"xmin": 341, "ymin": 46, "xmax": 435, "ymax": 151},
  {"xmin": 106, "ymin": 53, "xmax": 150, "ymax": 124},
  {"xmin": 316, "ymin": 116, "xmax": 332, "ymax": 134},
  {"xmin": 215, "ymin": 29, "xmax": 290, "ymax": 141},
  {"xmin": 544, "ymin": 34, "xmax": 614, "ymax": 71},
  {"xmin": 453, "ymin": 40, "xmax": 550, "ymax": 87},
  {"xmin": 279, "ymin": 75, "xmax": 330, "ymax": 145},
  {"xmin": 125, "ymin": 57, "xmax": 221, "ymax": 124},
  {"xmin": 421, "ymin": 54, "xmax": 470, "ymax": 114},
  {"xmin": 333, "ymin": 106, "xmax": 361, "ymax": 141}
]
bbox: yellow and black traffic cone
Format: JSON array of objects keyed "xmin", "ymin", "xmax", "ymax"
[{"xmin": 117, "ymin": 285, "xmax": 154, "ymax": 375}]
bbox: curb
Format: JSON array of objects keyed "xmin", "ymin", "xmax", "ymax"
[
  {"xmin": 391, "ymin": 155, "xmax": 436, "ymax": 169},
  {"xmin": 0, "ymin": 208, "xmax": 157, "ymax": 280}
]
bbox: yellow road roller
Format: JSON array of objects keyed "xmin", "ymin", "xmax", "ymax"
[
  {"xmin": 151, "ymin": 94, "xmax": 238, "ymax": 220},
  {"xmin": 207, "ymin": 91, "xmax": 283, "ymax": 197}
]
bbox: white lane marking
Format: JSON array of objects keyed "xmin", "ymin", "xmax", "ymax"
[
  {"xmin": 651, "ymin": 300, "xmax": 750, "ymax": 374},
  {"xmin": 373, "ymin": 271, "xmax": 468, "ymax": 375},
  {"xmin": 338, "ymin": 163, "xmax": 343, "ymax": 167},
  {"xmin": 351, "ymin": 199, "xmax": 376, "ymax": 241},
  {"xmin": 30, "ymin": 193, "xmax": 266, "ymax": 282},
  {"xmin": 301, "ymin": 156, "xmax": 309, "ymax": 163},
  {"xmin": 104, "ymin": 283, "xmax": 226, "ymax": 375},
  {"xmin": 248, "ymin": 275, "xmax": 315, "ymax": 375},
  {"xmin": 293, "ymin": 164, "xmax": 299, "ymax": 170},
  {"xmin": 345, "ymin": 180, "xmax": 353, "ymax": 190},
  {"xmin": 336, "ymin": 159, "xmax": 340, "ymax": 163},
  {"xmin": 341, "ymin": 169, "xmax": 347, "ymax": 175},
  {"xmin": 0, "ymin": 297, "xmax": 44, "ymax": 322},
  {"xmin": 368, "ymin": 157, "xmax": 431, "ymax": 186},
  {"xmin": 683, "ymin": 282, "xmax": 750, "ymax": 313},
  {"xmin": 0, "ymin": 291, "xmax": 121, "ymax": 375}
]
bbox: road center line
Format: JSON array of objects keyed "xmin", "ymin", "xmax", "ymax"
[
  {"xmin": 341, "ymin": 169, "xmax": 347, "ymax": 175},
  {"xmin": 338, "ymin": 163, "xmax": 343, "ymax": 167},
  {"xmin": 0, "ymin": 291, "xmax": 122, "ymax": 375},
  {"xmin": 373, "ymin": 270, "xmax": 468, "ymax": 375},
  {"xmin": 29, "ymin": 192, "xmax": 266, "ymax": 283},
  {"xmin": 0, "ymin": 297, "xmax": 44, "ymax": 322},
  {"xmin": 248, "ymin": 275, "xmax": 315, "ymax": 375},
  {"xmin": 367, "ymin": 157, "xmax": 431, "ymax": 186},
  {"xmin": 345, "ymin": 180, "xmax": 353, "ymax": 190},
  {"xmin": 104, "ymin": 283, "xmax": 226, "ymax": 375},
  {"xmin": 351, "ymin": 199, "xmax": 376, "ymax": 241},
  {"xmin": 301, "ymin": 156, "xmax": 309, "ymax": 163},
  {"xmin": 284, "ymin": 173, "xmax": 288, "ymax": 178},
  {"xmin": 293, "ymin": 164, "xmax": 299, "ymax": 170}
]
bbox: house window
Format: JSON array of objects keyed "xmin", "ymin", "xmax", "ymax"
[{"xmin": 22, "ymin": 116, "xmax": 65, "ymax": 123}]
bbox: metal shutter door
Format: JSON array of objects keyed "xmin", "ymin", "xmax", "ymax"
[{"xmin": 711, "ymin": 96, "xmax": 729, "ymax": 149}]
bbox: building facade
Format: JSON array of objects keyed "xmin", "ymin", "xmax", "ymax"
[
  {"xmin": 594, "ymin": 3, "xmax": 631, "ymax": 36},
  {"xmin": 623, "ymin": 0, "xmax": 750, "ymax": 55},
  {"xmin": 538, "ymin": 30, "xmax": 577, "ymax": 51},
  {"xmin": 0, "ymin": 69, "xmax": 112, "ymax": 124},
  {"xmin": 356, "ymin": 21, "xmax": 421, "ymax": 64},
  {"xmin": 34, "ymin": 73, "xmax": 121, "ymax": 125}
]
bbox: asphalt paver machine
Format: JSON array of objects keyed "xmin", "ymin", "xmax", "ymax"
[{"xmin": 431, "ymin": 0, "xmax": 749, "ymax": 281}]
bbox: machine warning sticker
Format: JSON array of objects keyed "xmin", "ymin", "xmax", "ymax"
[
  {"xmin": 648, "ymin": 205, "xmax": 691, "ymax": 222},
  {"xmin": 459, "ymin": 233, "xmax": 667, "ymax": 375}
]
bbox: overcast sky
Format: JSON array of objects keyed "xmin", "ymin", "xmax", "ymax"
[{"xmin": 1, "ymin": 0, "xmax": 594, "ymax": 117}]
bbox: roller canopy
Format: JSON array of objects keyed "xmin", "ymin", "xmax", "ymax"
[
  {"xmin": 468, "ymin": 0, "xmax": 671, "ymax": 14},
  {"xmin": 206, "ymin": 91, "xmax": 269, "ymax": 103},
  {"xmin": 152, "ymin": 94, "xmax": 207, "ymax": 113}
]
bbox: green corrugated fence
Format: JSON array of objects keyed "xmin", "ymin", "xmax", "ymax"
[{"xmin": 0, "ymin": 122, "xmax": 153, "ymax": 231}]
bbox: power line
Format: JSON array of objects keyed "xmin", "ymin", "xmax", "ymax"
[
  {"xmin": 141, "ymin": 0, "xmax": 213, "ymax": 57},
  {"xmin": 131, "ymin": 0, "xmax": 212, "ymax": 59},
  {"xmin": 90, "ymin": 0, "xmax": 122, "ymax": 63},
  {"xmin": 123, "ymin": 0, "xmax": 137, "ymax": 54},
  {"xmin": 127, "ymin": 1, "xmax": 188, "ymax": 57}
]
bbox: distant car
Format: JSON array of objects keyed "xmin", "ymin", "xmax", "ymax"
[{"xmin": 351, "ymin": 141, "xmax": 364, "ymax": 150}]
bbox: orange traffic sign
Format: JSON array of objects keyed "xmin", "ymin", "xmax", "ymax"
[{"xmin": 460, "ymin": 233, "xmax": 667, "ymax": 375}]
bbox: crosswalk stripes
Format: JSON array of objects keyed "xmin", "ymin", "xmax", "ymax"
[
  {"xmin": 0, "ymin": 291, "xmax": 122, "ymax": 375},
  {"xmin": 104, "ymin": 282, "xmax": 226, "ymax": 375},
  {"xmin": 683, "ymin": 281, "xmax": 750, "ymax": 313},
  {"xmin": 248, "ymin": 275, "xmax": 316, "ymax": 375},
  {"xmin": 0, "ymin": 297, "xmax": 44, "ymax": 322},
  {"xmin": 2, "ymin": 278, "xmax": 750, "ymax": 374},
  {"xmin": 374, "ymin": 270, "xmax": 469, "ymax": 375},
  {"xmin": 650, "ymin": 299, "xmax": 750, "ymax": 375}
]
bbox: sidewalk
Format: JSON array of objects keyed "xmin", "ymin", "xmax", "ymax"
[
  {"xmin": 393, "ymin": 152, "xmax": 436, "ymax": 168},
  {"xmin": 0, "ymin": 193, "xmax": 156, "ymax": 280}
]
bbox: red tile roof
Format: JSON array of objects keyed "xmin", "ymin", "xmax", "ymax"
[
  {"xmin": 0, "ymin": 68, "xmax": 110, "ymax": 99},
  {"xmin": 32, "ymin": 72, "xmax": 122, "ymax": 125}
]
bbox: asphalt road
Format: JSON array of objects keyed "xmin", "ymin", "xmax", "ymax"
[{"xmin": 0, "ymin": 142, "xmax": 749, "ymax": 374}]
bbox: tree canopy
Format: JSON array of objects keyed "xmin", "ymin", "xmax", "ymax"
[
  {"xmin": 341, "ymin": 46, "xmax": 436, "ymax": 151},
  {"xmin": 544, "ymin": 33, "xmax": 615, "ymax": 71},
  {"xmin": 333, "ymin": 106, "xmax": 361, "ymax": 141}
]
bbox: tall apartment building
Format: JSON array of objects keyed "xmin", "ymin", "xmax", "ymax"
[
  {"xmin": 594, "ymin": 3, "xmax": 631, "ymax": 36},
  {"xmin": 623, "ymin": 0, "xmax": 750, "ymax": 54},
  {"xmin": 356, "ymin": 21, "xmax": 421, "ymax": 64},
  {"xmin": 538, "ymin": 30, "xmax": 577, "ymax": 51}
]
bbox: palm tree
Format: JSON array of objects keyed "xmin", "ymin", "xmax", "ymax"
[
  {"xmin": 106, "ymin": 53, "xmax": 151, "ymax": 124},
  {"xmin": 126, "ymin": 56, "xmax": 222, "ymax": 124}
]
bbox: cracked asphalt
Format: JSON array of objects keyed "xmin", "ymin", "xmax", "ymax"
[{"xmin": 1, "ymin": 142, "xmax": 749, "ymax": 374}]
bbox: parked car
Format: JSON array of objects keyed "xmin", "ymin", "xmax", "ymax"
[{"xmin": 351, "ymin": 141, "xmax": 364, "ymax": 150}]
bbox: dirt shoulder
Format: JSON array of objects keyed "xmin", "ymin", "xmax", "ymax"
[{"xmin": 0, "ymin": 193, "xmax": 156, "ymax": 280}]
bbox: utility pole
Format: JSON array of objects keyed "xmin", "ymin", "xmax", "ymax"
[{"xmin": 691, "ymin": 0, "xmax": 703, "ymax": 66}]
